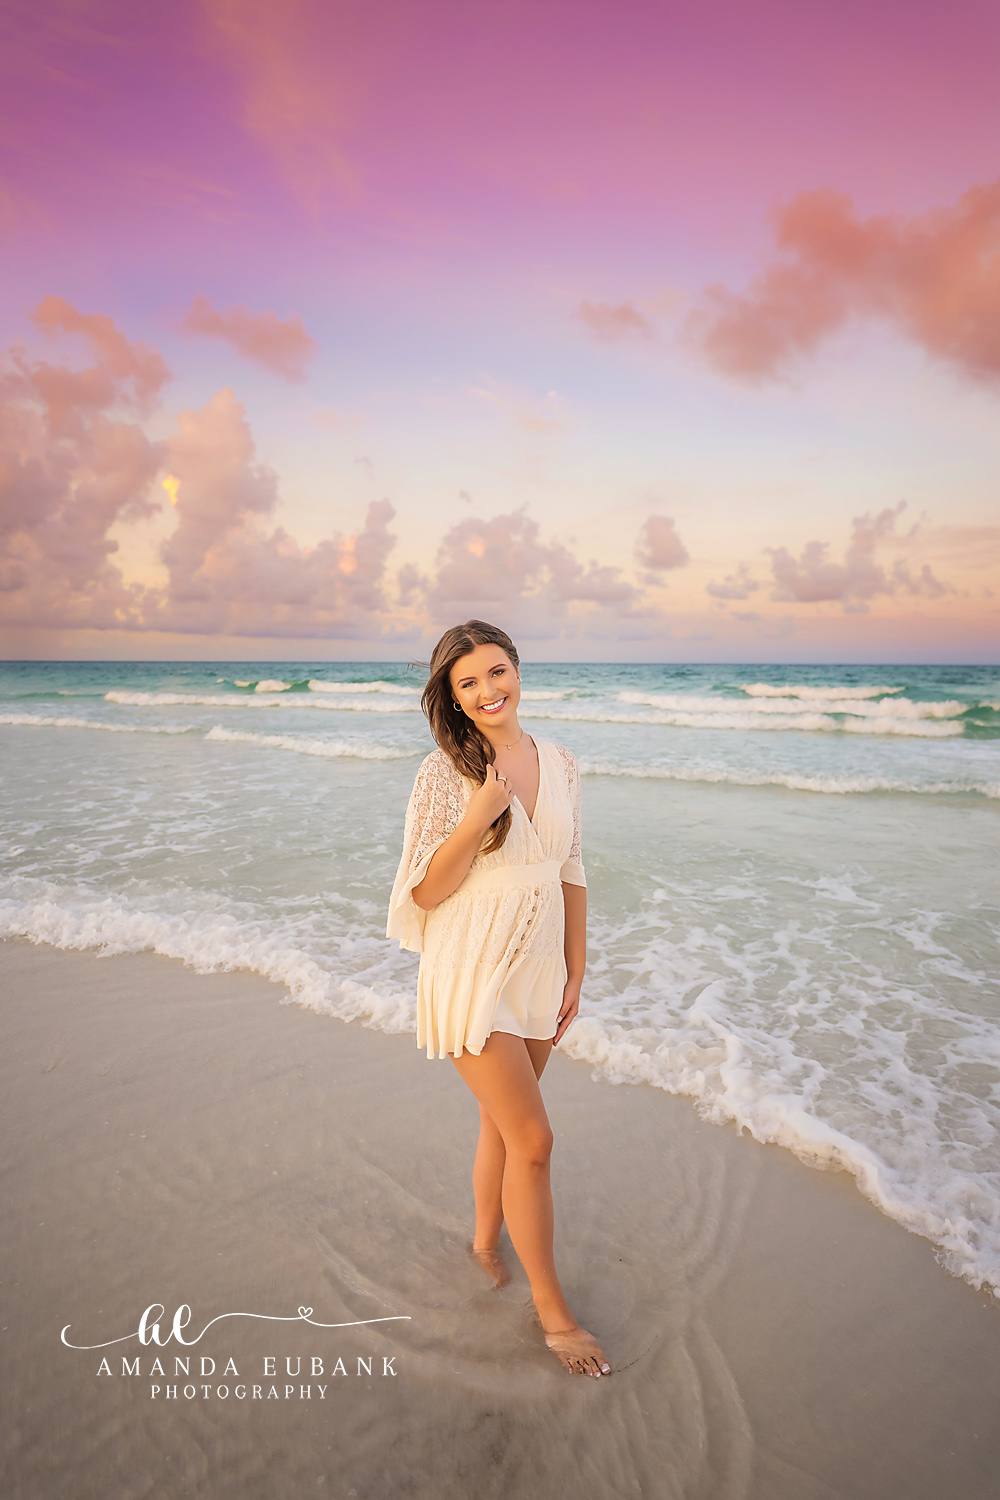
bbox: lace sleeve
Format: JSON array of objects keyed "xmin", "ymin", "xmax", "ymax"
[
  {"xmin": 386, "ymin": 751, "xmax": 467, "ymax": 951},
  {"xmin": 554, "ymin": 744, "xmax": 586, "ymax": 887}
]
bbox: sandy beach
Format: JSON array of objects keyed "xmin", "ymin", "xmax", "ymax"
[{"xmin": 2, "ymin": 936, "xmax": 998, "ymax": 1500}]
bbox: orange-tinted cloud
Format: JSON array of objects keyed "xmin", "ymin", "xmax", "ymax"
[
  {"xmin": 32, "ymin": 294, "xmax": 172, "ymax": 420},
  {"xmin": 576, "ymin": 299, "xmax": 654, "ymax": 343},
  {"xmin": 688, "ymin": 179, "xmax": 1000, "ymax": 383},
  {"xmin": 182, "ymin": 296, "xmax": 319, "ymax": 381},
  {"xmin": 200, "ymin": 0, "xmax": 361, "ymax": 211},
  {"xmin": 636, "ymin": 514, "xmax": 688, "ymax": 571}
]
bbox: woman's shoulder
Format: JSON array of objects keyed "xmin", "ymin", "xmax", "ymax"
[
  {"xmin": 536, "ymin": 735, "xmax": 577, "ymax": 761},
  {"xmin": 415, "ymin": 746, "xmax": 467, "ymax": 784},
  {"xmin": 536, "ymin": 738, "xmax": 579, "ymax": 778}
]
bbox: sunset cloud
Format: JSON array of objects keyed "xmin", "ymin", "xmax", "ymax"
[
  {"xmin": 182, "ymin": 297, "xmax": 320, "ymax": 381},
  {"xmin": 688, "ymin": 179, "xmax": 1000, "ymax": 383},
  {"xmin": 0, "ymin": 301, "xmax": 166, "ymax": 629},
  {"xmin": 766, "ymin": 503, "xmax": 951, "ymax": 611},
  {"xmin": 30, "ymin": 295, "xmax": 172, "ymax": 425},
  {"xmin": 575, "ymin": 300, "xmax": 655, "ymax": 344},
  {"xmin": 409, "ymin": 508, "xmax": 639, "ymax": 637},
  {"xmin": 200, "ymin": 0, "xmax": 359, "ymax": 211},
  {"xmin": 145, "ymin": 388, "xmax": 394, "ymax": 636},
  {"xmin": 707, "ymin": 563, "xmax": 760, "ymax": 600},
  {"xmin": 1, "ymin": 306, "xmax": 396, "ymax": 640},
  {"xmin": 636, "ymin": 514, "xmax": 689, "ymax": 572},
  {"xmin": 470, "ymin": 380, "xmax": 567, "ymax": 434}
]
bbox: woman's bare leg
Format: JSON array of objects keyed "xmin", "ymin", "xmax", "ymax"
[
  {"xmin": 471, "ymin": 1107, "xmax": 506, "ymax": 1251},
  {"xmin": 472, "ymin": 1036, "xmax": 552, "ymax": 1252},
  {"xmin": 450, "ymin": 1032, "xmax": 610, "ymax": 1375}
]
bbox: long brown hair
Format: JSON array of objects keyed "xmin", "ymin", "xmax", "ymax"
[{"xmin": 420, "ymin": 619, "xmax": 520, "ymax": 855}]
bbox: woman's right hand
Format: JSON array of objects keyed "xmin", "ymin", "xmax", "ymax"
[
  {"xmin": 467, "ymin": 762, "xmax": 514, "ymax": 831},
  {"xmin": 413, "ymin": 763, "xmax": 514, "ymax": 910}
]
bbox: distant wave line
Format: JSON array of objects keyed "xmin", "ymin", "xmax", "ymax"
[
  {"xmin": 740, "ymin": 683, "xmax": 904, "ymax": 700},
  {"xmin": 619, "ymin": 691, "xmax": 968, "ymax": 720},
  {"xmin": 204, "ymin": 727, "xmax": 414, "ymax": 759},
  {"xmin": 0, "ymin": 713, "xmax": 194, "ymax": 736},
  {"xmin": 577, "ymin": 759, "xmax": 1000, "ymax": 798},
  {"xmin": 100, "ymin": 690, "xmax": 973, "ymax": 736},
  {"xmin": 105, "ymin": 691, "xmax": 420, "ymax": 714}
]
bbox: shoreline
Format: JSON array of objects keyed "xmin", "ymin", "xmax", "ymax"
[{"xmin": 2, "ymin": 935, "xmax": 999, "ymax": 1500}]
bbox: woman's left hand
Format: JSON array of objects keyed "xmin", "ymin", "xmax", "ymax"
[{"xmin": 553, "ymin": 981, "xmax": 581, "ymax": 1046}]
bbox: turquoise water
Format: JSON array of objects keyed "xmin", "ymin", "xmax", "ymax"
[{"xmin": 1, "ymin": 659, "xmax": 998, "ymax": 1296}]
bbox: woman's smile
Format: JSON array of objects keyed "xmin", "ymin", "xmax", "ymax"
[{"xmin": 478, "ymin": 696, "xmax": 508, "ymax": 714}]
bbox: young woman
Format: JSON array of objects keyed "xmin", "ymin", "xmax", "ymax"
[{"xmin": 387, "ymin": 619, "xmax": 612, "ymax": 1378}]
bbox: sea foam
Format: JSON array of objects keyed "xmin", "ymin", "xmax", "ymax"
[
  {"xmin": 3, "ymin": 881, "xmax": 997, "ymax": 1299},
  {"xmin": 204, "ymin": 727, "xmax": 415, "ymax": 759},
  {"xmin": 576, "ymin": 759, "xmax": 1000, "ymax": 798},
  {"xmin": 0, "ymin": 713, "xmax": 194, "ymax": 736}
]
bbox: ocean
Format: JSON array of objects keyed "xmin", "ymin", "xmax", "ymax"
[{"xmin": 1, "ymin": 659, "xmax": 998, "ymax": 1296}]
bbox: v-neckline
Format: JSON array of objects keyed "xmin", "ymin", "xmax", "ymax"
[{"xmin": 512, "ymin": 735, "xmax": 543, "ymax": 828}]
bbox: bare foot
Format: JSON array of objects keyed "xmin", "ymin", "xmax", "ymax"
[
  {"xmin": 542, "ymin": 1324, "xmax": 612, "ymax": 1377},
  {"xmin": 470, "ymin": 1244, "xmax": 512, "ymax": 1289}
]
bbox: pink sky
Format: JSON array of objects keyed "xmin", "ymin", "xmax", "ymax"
[{"xmin": 1, "ymin": 0, "xmax": 998, "ymax": 660}]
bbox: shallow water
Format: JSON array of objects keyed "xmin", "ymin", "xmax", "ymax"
[{"xmin": 1, "ymin": 659, "xmax": 998, "ymax": 1295}]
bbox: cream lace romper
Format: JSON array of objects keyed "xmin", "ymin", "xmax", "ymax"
[{"xmin": 386, "ymin": 737, "xmax": 586, "ymax": 1059}]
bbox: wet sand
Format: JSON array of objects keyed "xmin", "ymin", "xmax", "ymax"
[{"xmin": 2, "ymin": 936, "xmax": 999, "ymax": 1500}]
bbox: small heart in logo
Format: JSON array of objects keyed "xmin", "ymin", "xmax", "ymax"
[{"xmin": 297, "ymin": 1307, "xmax": 313, "ymax": 1319}]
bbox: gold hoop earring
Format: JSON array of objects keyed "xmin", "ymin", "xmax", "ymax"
[{"xmin": 453, "ymin": 700, "xmax": 462, "ymax": 711}]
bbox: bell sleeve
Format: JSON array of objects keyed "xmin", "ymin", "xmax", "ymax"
[
  {"xmin": 559, "ymin": 750, "xmax": 586, "ymax": 887},
  {"xmin": 386, "ymin": 752, "xmax": 464, "ymax": 952}
]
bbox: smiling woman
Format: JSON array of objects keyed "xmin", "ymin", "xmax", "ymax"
[{"xmin": 385, "ymin": 619, "xmax": 610, "ymax": 1379}]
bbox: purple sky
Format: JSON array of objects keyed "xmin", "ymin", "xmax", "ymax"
[{"xmin": 1, "ymin": 0, "xmax": 998, "ymax": 660}]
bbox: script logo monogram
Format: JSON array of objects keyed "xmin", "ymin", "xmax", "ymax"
[{"xmin": 61, "ymin": 1304, "xmax": 410, "ymax": 1350}]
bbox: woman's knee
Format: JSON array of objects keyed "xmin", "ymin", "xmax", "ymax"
[{"xmin": 506, "ymin": 1119, "xmax": 554, "ymax": 1168}]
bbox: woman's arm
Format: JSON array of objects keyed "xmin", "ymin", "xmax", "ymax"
[
  {"xmin": 553, "ymin": 881, "xmax": 586, "ymax": 1045},
  {"xmin": 411, "ymin": 763, "xmax": 512, "ymax": 910}
]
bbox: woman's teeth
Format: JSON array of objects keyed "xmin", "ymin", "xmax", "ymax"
[{"xmin": 479, "ymin": 697, "xmax": 507, "ymax": 714}]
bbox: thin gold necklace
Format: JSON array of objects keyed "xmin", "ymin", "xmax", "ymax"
[{"xmin": 501, "ymin": 726, "xmax": 524, "ymax": 750}]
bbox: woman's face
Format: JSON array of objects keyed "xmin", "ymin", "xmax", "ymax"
[{"xmin": 449, "ymin": 644, "xmax": 521, "ymax": 735}]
